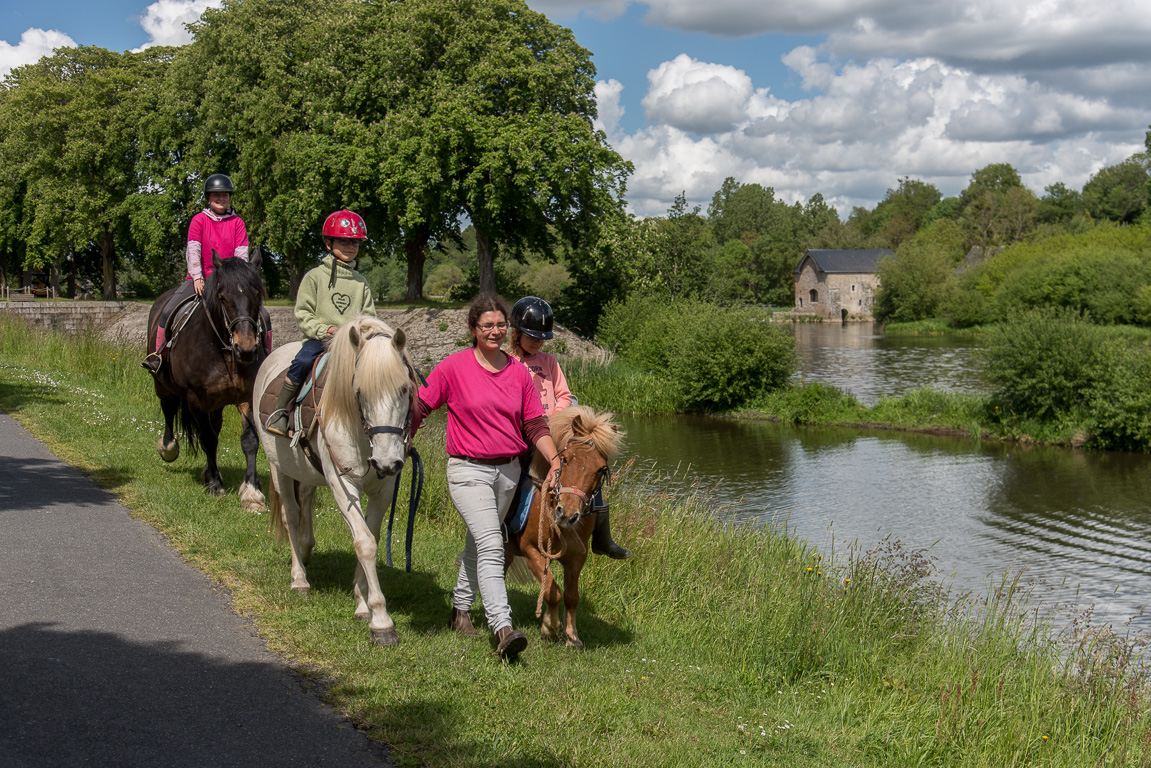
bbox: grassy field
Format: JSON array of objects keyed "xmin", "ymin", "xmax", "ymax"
[{"xmin": 1, "ymin": 315, "xmax": 1148, "ymax": 767}]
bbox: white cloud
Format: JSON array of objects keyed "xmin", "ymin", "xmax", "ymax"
[
  {"xmin": 611, "ymin": 48, "xmax": 1148, "ymax": 217},
  {"xmin": 594, "ymin": 79, "xmax": 626, "ymax": 134},
  {"xmin": 134, "ymin": 0, "xmax": 223, "ymax": 51},
  {"xmin": 641, "ymin": 55, "xmax": 755, "ymax": 135},
  {"xmin": 0, "ymin": 28, "xmax": 76, "ymax": 79}
]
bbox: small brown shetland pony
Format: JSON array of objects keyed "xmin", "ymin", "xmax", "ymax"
[{"xmin": 505, "ymin": 405, "xmax": 624, "ymax": 649}]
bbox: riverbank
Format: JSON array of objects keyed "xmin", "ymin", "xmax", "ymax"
[{"xmin": 1, "ymin": 316, "xmax": 1147, "ymax": 766}]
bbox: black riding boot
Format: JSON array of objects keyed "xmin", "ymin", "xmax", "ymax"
[
  {"xmin": 265, "ymin": 380, "xmax": 300, "ymax": 437},
  {"xmin": 141, "ymin": 351, "xmax": 163, "ymax": 374},
  {"xmin": 591, "ymin": 503, "xmax": 631, "ymax": 560}
]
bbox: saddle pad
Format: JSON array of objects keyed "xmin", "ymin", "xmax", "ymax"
[
  {"xmin": 502, "ymin": 479, "xmax": 536, "ymax": 538},
  {"xmin": 258, "ymin": 357, "xmax": 328, "ymax": 440}
]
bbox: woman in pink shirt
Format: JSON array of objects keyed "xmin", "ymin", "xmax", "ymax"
[
  {"xmin": 412, "ymin": 294, "xmax": 562, "ymax": 662},
  {"xmin": 508, "ymin": 296, "xmax": 631, "ymax": 560},
  {"xmin": 144, "ymin": 174, "xmax": 266, "ymax": 373}
]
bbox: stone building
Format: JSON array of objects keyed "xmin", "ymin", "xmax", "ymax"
[{"xmin": 792, "ymin": 249, "xmax": 892, "ymax": 321}]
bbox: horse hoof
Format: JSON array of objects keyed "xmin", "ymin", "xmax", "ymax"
[
  {"xmin": 565, "ymin": 637, "xmax": 585, "ymax": 650},
  {"xmin": 291, "ymin": 584, "xmax": 311, "ymax": 595},
  {"xmin": 371, "ymin": 628, "xmax": 399, "ymax": 647},
  {"xmin": 206, "ymin": 485, "xmax": 226, "ymax": 498},
  {"xmin": 157, "ymin": 438, "xmax": 179, "ymax": 462},
  {"xmin": 239, "ymin": 483, "xmax": 266, "ymax": 513}
]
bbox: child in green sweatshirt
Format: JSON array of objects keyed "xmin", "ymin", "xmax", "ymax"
[{"xmin": 265, "ymin": 209, "xmax": 376, "ymax": 437}]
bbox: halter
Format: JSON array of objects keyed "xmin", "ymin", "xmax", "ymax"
[{"xmin": 319, "ymin": 331, "xmax": 416, "ymax": 480}]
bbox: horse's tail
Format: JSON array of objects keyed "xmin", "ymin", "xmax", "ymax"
[
  {"xmin": 269, "ymin": 477, "xmax": 302, "ymax": 545},
  {"xmin": 176, "ymin": 399, "xmax": 204, "ymax": 456}
]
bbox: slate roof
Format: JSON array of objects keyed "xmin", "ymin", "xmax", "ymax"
[{"xmin": 794, "ymin": 249, "xmax": 893, "ymax": 274}]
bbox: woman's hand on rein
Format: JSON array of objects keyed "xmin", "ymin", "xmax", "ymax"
[{"xmin": 547, "ymin": 455, "xmax": 562, "ymax": 488}]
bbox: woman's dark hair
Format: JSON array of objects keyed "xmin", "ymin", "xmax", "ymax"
[{"xmin": 467, "ymin": 293, "xmax": 509, "ymax": 347}]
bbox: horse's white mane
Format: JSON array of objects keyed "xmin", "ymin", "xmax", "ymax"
[
  {"xmin": 321, "ymin": 316, "xmax": 410, "ymax": 432},
  {"xmin": 530, "ymin": 405, "xmax": 624, "ymax": 478}
]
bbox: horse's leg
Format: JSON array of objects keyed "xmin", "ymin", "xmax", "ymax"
[
  {"xmin": 561, "ymin": 548, "xmax": 588, "ymax": 649},
  {"xmin": 298, "ymin": 484, "xmax": 316, "ymax": 566},
  {"xmin": 198, "ymin": 407, "xmax": 225, "ymax": 496},
  {"xmin": 157, "ymin": 396, "xmax": 180, "ymax": 462},
  {"xmin": 352, "ymin": 483, "xmax": 392, "ymax": 622},
  {"xmin": 275, "ymin": 471, "xmax": 311, "ymax": 593},
  {"xmin": 329, "ymin": 474, "xmax": 396, "ymax": 646},
  {"xmin": 235, "ymin": 401, "xmax": 266, "ymax": 512},
  {"xmin": 521, "ymin": 527, "xmax": 563, "ymax": 642}
]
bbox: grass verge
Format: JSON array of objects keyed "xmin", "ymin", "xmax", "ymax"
[{"xmin": 1, "ymin": 315, "xmax": 1149, "ymax": 767}]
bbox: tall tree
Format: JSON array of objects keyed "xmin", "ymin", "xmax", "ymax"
[
  {"xmin": 363, "ymin": 0, "xmax": 632, "ymax": 297},
  {"xmin": 2, "ymin": 46, "xmax": 168, "ymax": 298},
  {"xmin": 869, "ymin": 177, "xmax": 942, "ymax": 249},
  {"xmin": 1081, "ymin": 153, "xmax": 1150, "ymax": 224}
]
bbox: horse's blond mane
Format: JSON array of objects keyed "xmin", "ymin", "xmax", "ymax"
[
  {"xmin": 321, "ymin": 316, "xmax": 410, "ymax": 432},
  {"xmin": 531, "ymin": 405, "xmax": 624, "ymax": 478}
]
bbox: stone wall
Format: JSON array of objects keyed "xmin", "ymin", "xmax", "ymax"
[{"xmin": 0, "ymin": 301, "xmax": 132, "ymax": 335}]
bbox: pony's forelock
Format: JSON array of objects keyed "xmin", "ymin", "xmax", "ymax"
[
  {"xmin": 531, "ymin": 405, "xmax": 624, "ymax": 478},
  {"xmin": 321, "ymin": 316, "xmax": 409, "ymax": 432}
]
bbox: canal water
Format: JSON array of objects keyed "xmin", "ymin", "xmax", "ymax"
[{"xmin": 617, "ymin": 323, "xmax": 1151, "ymax": 633}]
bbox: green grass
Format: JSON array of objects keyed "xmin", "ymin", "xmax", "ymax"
[
  {"xmin": 562, "ymin": 354, "xmax": 683, "ymax": 415},
  {"xmin": 1, "ymin": 315, "xmax": 1149, "ymax": 767}
]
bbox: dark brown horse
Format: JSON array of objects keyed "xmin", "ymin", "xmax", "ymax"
[
  {"xmin": 505, "ymin": 406, "xmax": 624, "ymax": 649},
  {"xmin": 146, "ymin": 252, "xmax": 267, "ymax": 509}
]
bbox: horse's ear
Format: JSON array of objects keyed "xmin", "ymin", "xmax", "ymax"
[
  {"xmin": 393, "ymin": 327, "xmax": 406, "ymax": 352},
  {"xmin": 611, "ymin": 424, "xmax": 619, "ymax": 433},
  {"xmin": 211, "ymin": 250, "xmax": 222, "ymax": 271},
  {"xmin": 348, "ymin": 324, "xmax": 360, "ymax": 347},
  {"xmin": 249, "ymin": 244, "xmax": 262, "ymax": 270}
]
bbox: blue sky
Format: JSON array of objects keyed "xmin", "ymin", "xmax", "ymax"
[{"xmin": 4, "ymin": 0, "xmax": 1150, "ymax": 218}]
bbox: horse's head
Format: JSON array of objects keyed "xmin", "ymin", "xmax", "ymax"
[
  {"xmin": 324, "ymin": 316, "xmax": 414, "ymax": 477},
  {"xmin": 536, "ymin": 406, "xmax": 625, "ymax": 528},
  {"xmin": 204, "ymin": 250, "xmax": 265, "ymax": 365}
]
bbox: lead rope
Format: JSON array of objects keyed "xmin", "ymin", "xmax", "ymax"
[{"xmin": 534, "ymin": 460, "xmax": 571, "ymax": 619}]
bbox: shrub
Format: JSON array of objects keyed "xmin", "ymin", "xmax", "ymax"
[
  {"xmin": 1089, "ymin": 342, "xmax": 1151, "ymax": 450},
  {"xmin": 669, "ymin": 307, "xmax": 796, "ymax": 411},
  {"xmin": 983, "ymin": 307, "xmax": 1118, "ymax": 421},
  {"xmin": 599, "ymin": 295, "xmax": 796, "ymax": 411}
]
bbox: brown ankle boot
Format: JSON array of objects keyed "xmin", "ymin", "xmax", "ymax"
[
  {"xmin": 449, "ymin": 608, "xmax": 478, "ymax": 636},
  {"xmin": 495, "ymin": 626, "xmax": 527, "ymax": 661}
]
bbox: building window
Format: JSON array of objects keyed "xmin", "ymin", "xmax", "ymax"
[
  {"xmin": 852, "ymin": 284, "xmax": 856, "ymax": 292},
  {"xmin": 798, "ymin": 297, "xmax": 803, "ymax": 307},
  {"xmin": 858, "ymin": 300, "xmax": 862, "ymax": 306},
  {"xmin": 809, "ymin": 289, "xmax": 818, "ymax": 303}
]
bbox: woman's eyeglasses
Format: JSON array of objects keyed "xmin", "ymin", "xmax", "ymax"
[{"xmin": 476, "ymin": 322, "xmax": 508, "ymax": 332}]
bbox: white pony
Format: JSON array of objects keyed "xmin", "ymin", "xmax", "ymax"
[{"xmin": 254, "ymin": 316, "xmax": 416, "ymax": 646}]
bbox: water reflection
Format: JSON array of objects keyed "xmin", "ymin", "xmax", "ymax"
[
  {"xmin": 618, "ymin": 414, "xmax": 1151, "ymax": 632},
  {"xmin": 791, "ymin": 323, "xmax": 985, "ymax": 405}
]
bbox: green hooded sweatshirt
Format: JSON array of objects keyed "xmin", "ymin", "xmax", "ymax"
[{"xmin": 294, "ymin": 254, "xmax": 376, "ymax": 340}]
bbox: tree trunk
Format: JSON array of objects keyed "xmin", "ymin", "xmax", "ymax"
[
  {"xmin": 475, "ymin": 226, "xmax": 496, "ymax": 296},
  {"xmin": 50, "ymin": 249, "xmax": 65, "ymax": 299},
  {"xmin": 286, "ymin": 247, "xmax": 304, "ymax": 301},
  {"xmin": 66, "ymin": 250, "xmax": 76, "ymax": 299},
  {"xmin": 100, "ymin": 227, "xmax": 116, "ymax": 300},
  {"xmin": 0, "ymin": 247, "xmax": 7, "ymax": 291},
  {"xmin": 404, "ymin": 229, "xmax": 429, "ymax": 301}
]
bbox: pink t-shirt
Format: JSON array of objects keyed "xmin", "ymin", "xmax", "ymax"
[
  {"xmin": 185, "ymin": 210, "xmax": 250, "ymax": 280},
  {"xmin": 418, "ymin": 348, "xmax": 545, "ymax": 458},
  {"xmin": 513, "ymin": 350, "xmax": 572, "ymax": 415}
]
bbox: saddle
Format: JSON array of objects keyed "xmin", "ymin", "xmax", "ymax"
[
  {"xmin": 159, "ymin": 295, "xmax": 201, "ymax": 353},
  {"xmin": 258, "ymin": 355, "xmax": 329, "ymax": 471}
]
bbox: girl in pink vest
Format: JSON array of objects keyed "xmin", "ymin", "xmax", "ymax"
[{"xmin": 144, "ymin": 174, "xmax": 268, "ymax": 372}]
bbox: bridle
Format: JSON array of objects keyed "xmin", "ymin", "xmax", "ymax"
[
  {"xmin": 203, "ymin": 283, "xmax": 263, "ymax": 361},
  {"xmin": 541, "ymin": 438, "xmax": 607, "ymax": 520}
]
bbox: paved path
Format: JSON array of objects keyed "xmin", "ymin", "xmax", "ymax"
[{"xmin": 0, "ymin": 410, "xmax": 392, "ymax": 767}]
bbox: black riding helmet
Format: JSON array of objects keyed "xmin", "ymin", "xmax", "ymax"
[
  {"xmin": 510, "ymin": 296, "xmax": 554, "ymax": 340},
  {"xmin": 204, "ymin": 173, "xmax": 235, "ymax": 197}
]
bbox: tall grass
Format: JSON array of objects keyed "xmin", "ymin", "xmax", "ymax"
[
  {"xmin": 2, "ymin": 314, "xmax": 1148, "ymax": 767},
  {"xmin": 561, "ymin": 353, "xmax": 683, "ymax": 414}
]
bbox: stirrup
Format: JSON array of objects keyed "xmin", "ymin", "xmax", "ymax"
[
  {"xmin": 141, "ymin": 352, "xmax": 163, "ymax": 373},
  {"xmin": 265, "ymin": 409, "xmax": 291, "ymax": 437}
]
